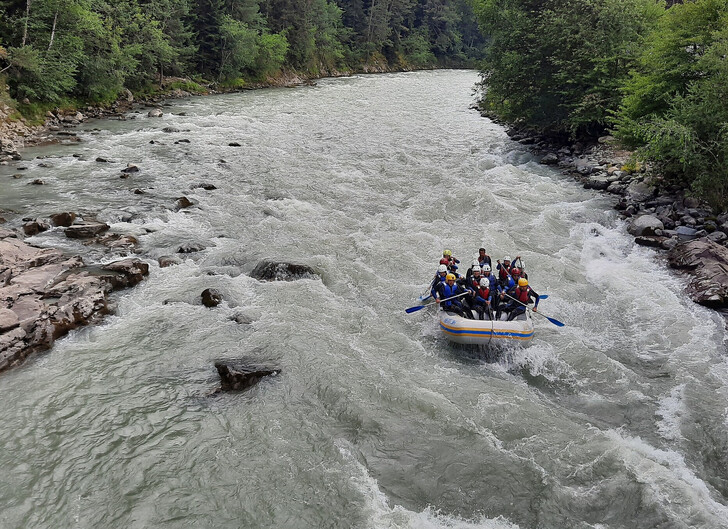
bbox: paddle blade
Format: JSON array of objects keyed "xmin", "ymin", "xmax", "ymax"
[
  {"xmin": 545, "ymin": 315, "xmax": 564, "ymax": 327},
  {"xmin": 539, "ymin": 294, "xmax": 548, "ymax": 300},
  {"xmin": 405, "ymin": 305, "xmax": 427, "ymax": 314}
]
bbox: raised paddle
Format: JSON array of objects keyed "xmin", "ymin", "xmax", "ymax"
[
  {"xmin": 405, "ymin": 291, "xmax": 468, "ymax": 313},
  {"xmin": 503, "ymin": 293, "xmax": 565, "ymax": 327}
]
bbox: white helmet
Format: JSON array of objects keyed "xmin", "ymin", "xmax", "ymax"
[
  {"xmin": 482, "ymin": 264, "xmax": 491, "ymax": 272},
  {"xmin": 438, "ymin": 264, "xmax": 448, "ymax": 273},
  {"xmin": 472, "ymin": 266, "xmax": 481, "ymax": 274},
  {"xmin": 504, "ymin": 256, "xmax": 511, "ymax": 262},
  {"xmin": 472, "ymin": 259, "xmax": 480, "ymax": 267},
  {"xmin": 480, "ymin": 278, "xmax": 489, "ymax": 287}
]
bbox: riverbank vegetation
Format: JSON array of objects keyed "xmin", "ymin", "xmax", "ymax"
[
  {"xmin": 472, "ymin": 0, "xmax": 728, "ymax": 210},
  {"xmin": 0, "ymin": 0, "xmax": 483, "ymax": 110}
]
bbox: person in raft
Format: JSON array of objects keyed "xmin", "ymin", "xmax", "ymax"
[
  {"xmin": 500, "ymin": 278, "xmax": 539, "ymax": 321},
  {"xmin": 435, "ymin": 273, "xmax": 473, "ymax": 318},
  {"xmin": 477, "ymin": 248, "xmax": 492, "ymax": 268},
  {"xmin": 471, "ymin": 277, "xmax": 494, "ymax": 320},
  {"xmin": 439, "ymin": 249, "xmax": 460, "ymax": 273},
  {"xmin": 496, "ymin": 255, "xmax": 521, "ymax": 287},
  {"xmin": 429, "ymin": 264, "xmax": 449, "ymax": 298}
]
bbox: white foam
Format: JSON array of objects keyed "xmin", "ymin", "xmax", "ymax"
[{"xmin": 655, "ymin": 384, "xmax": 686, "ymax": 442}]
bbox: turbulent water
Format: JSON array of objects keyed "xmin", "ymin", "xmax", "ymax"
[{"xmin": 1, "ymin": 70, "xmax": 728, "ymax": 529}]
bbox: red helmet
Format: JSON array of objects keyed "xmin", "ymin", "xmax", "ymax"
[
  {"xmin": 440, "ymin": 258, "xmax": 449, "ymax": 265},
  {"xmin": 511, "ymin": 268, "xmax": 521, "ymax": 277}
]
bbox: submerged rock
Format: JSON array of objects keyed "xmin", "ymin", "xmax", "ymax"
[
  {"xmin": 250, "ymin": 260, "xmax": 318, "ymax": 281},
  {"xmin": 201, "ymin": 288, "xmax": 223, "ymax": 307},
  {"xmin": 668, "ymin": 239, "xmax": 728, "ymax": 307},
  {"xmin": 214, "ymin": 361, "xmax": 280, "ymax": 392},
  {"xmin": 158, "ymin": 255, "xmax": 182, "ymax": 268}
]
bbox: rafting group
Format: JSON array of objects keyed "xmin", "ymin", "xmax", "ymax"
[{"xmin": 430, "ymin": 248, "xmax": 539, "ymax": 321}]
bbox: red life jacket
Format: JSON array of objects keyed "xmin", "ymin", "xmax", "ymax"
[
  {"xmin": 478, "ymin": 286, "xmax": 490, "ymax": 299},
  {"xmin": 499, "ymin": 266, "xmax": 510, "ymax": 280},
  {"xmin": 515, "ymin": 287, "xmax": 530, "ymax": 303},
  {"xmin": 440, "ymin": 258, "xmax": 449, "ymax": 265},
  {"xmin": 470, "ymin": 277, "xmax": 481, "ymax": 289}
]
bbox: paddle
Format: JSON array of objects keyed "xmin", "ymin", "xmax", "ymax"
[
  {"xmin": 503, "ymin": 293, "xmax": 564, "ymax": 327},
  {"xmin": 405, "ymin": 291, "xmax": 468, "ymax": 313}
]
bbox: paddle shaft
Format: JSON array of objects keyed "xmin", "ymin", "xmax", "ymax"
[
  {"xmin": 405, "ymin": 291, "xmax": 468, "ymax": 313},
  {"xmin": 503, "ymin": 293, "xmax": 564, "ymax": 327}
]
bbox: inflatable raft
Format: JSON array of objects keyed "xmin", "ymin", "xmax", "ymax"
[{"xmin": 439, "ymin": 310, "xmax": 535, "ymax": 344}]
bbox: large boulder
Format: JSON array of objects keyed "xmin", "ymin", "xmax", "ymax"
[
  {"xmin": 668, "ymin": 239, "xmax": 728, "ymax": 307},
  {"xmin": 628, "ymin": 215, "xmax": 664, "ymax": 236},
  {"xmin": 626, "ymin": 180, "xmax": 654, "ymax": 203},
  {"xmin": 50, "ymin": 212, "xmax": 77, "ymax": 227},
  {"xmin": 214, "ymin": 361, "xmax": 280, "ymax": 392},
  {"xmin": 250, "ymin": 260, "xmax": 318, "ymax": 281}
]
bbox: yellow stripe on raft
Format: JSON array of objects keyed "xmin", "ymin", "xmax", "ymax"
[{"xmin": 439, "ymin": 321, "xmax": 535, "ymax": 340}]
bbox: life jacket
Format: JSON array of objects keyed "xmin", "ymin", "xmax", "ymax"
[
  {"xmin": 439, "ymin": 258, "xmax": 449, "ymax": 265},
  {"xmin": 514, "ymin": 287, "xmax": 530, "ymax": 304},
  {"xmin": 499, "ymin": 264, "xmax": 510, "ymax": 280},
  {"xmin": 477, "ymin": 286, "xmax": 490, "ymax": 300},
  {"xmin": 439, "ymin": 282, "xmax": 461, "ymax": 307},
  {"xmin": 470, "ymin": 277, "xmax": 481, "ymax": 289}
]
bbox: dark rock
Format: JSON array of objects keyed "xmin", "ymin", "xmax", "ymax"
[
  {"xmin": 133, "ymin": 189, "xmax": 145, "ymax": 195},
  {"xmin": 176, "ymin": 139, "xmax": 191, "ymax": 144},
  {"xmin": 30, "ymin": 179, "xmax": 45, "ymax": 185},
  {"xmin": 96, "ymin": 157, "xmax": 109, "ymax": 163},
  {"xmin": 584, "ymin": 176, "xmax": 610, "ymax": 190},
  {"xmin": 635, "ymin": 236, "xmax": 665, "ymax": 248},
  {"xmin": 668, "ymin": 239, "xmax": 728, "ymax": 307},
  {"xmin": 162, "ymin": 127, "xmax": 180, "ymax": 133},
  {"xmin": 228, "ymin": 142, "xmax": 242, "ymax": 147},
  {"xmin": 626, "ymin": 180, "xmax": 654, "ymax": 202},
  {"xmin": 683, "ymin": 197, "xmax": 700, "ymax": 208},
  {"xmin": 540, "ymin": 153, "xmax": 559, "ymax": 165},
  {"xmin": 121, "ymin": 164, "xmax": 140, "ymax": 173},
  {"xmin": 50, "ymin": 212, "xmax": 77, "ymax": 227},
  {"xmin": 95, "ymin": 259, "xmax": 149, "ymax": 289},
  {"xmin": 23, "ymin": 220, "xmax": 51, "ymax": 236},
  {"xmin": 201, "ymin": 288, "xmax": 223, "ymax": 307},
  {"xmin": 662, "ymin": 237, "xmax": 680, "ymax": 250},
  {"xmin": 158, "ymin": 255, "xmax": 182, "ymax": 267},
  {"xmin": 250, "ymin": 260, "xmax": 318, "ymax": 281},
  {"xmin": 177, "ymin": 243, "xmax": 206, "ymax": 253},
  {"xmin": 191, "ymin": 183, "xmax": 217, "ymax": 190},
  {"xmin": 65, "ymin": 221, "xmax": 111, "ymax": 239},
  {"xmin": 708, "ymin": 231, "xmax": 727, "ymax": 244},
  {"xmin": 215, "ymin": 361, "xmax": 280, "ymax": 392},
  {"xmin": 175, "ymin": 196, "xmax": 194, "ymax": 210}
]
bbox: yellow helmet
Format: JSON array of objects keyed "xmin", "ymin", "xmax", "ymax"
[
  {"xmin": 446, "ymin": 273, "xmax": 456, "ymax": 281},
  {"xmin": 518, "ymin": 278, "xmax": 528, "ymax": 287},
  {"xmin": 443, "ymin": 249, "xmax": 452, "ymax": 256}
]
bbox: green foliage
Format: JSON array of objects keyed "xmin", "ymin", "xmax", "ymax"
[
  {"xmin": 401, "ymin": 28, "xmax": 436, "ymax": 67},
  {"xmin": 472, "ymin": 0, "xmax": 662, "ymax": 137},
  {"xmin": 614, "ymin": 0, "xmax": 728, "ymax": 209}
]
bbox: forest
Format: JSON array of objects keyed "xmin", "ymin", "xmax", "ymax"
[{"xmin": 0, "ymin": 0, "xmax": 483, "ymax": 104}]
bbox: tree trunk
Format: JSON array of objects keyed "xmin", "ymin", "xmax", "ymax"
[
  {"xmin": 48, "ymin": 10, "xmax": 58, "ymax": 50},
  {"xmin": 22, "ymin": 0, "xmax": 32, "ymax": 47}
]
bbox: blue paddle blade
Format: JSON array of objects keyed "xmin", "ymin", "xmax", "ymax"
[
  {"xmin": 539, "ymin": 294, "xmax": 548, "ymax": 300},
  {"xmin": 543, "ymin": 315, "xmax": 564, "ymax": 326},
  {"xmin": 405, "ymin": 305, "xmax": 427, "ymax": 314}
]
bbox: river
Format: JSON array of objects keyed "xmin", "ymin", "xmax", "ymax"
[{"xmin": 1, "ymin": 70, "xmax": 727, "ymax": 529}]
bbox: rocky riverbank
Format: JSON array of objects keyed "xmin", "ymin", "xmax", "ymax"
[
  {"xmin": 0, "ymin": 225, "xmax": 149, "ymax": 372},
  {"xmin": 502, "ymin": 125, "xmax": 728, "ymax": 309}
]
